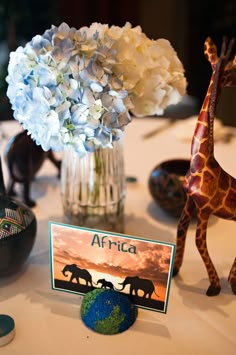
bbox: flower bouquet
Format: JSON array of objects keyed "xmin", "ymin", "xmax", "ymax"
[{"xmin": 6, "ymin": 22, "xmax": 186, "ymax": 231}]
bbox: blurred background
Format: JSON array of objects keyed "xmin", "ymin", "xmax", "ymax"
[{"xmin": 0, "ymin": 0, "xmax": 236, "ymax": 123}]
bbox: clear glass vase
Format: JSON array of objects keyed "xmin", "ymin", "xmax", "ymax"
[{"xmin": 60, "ymin": 140, "xmax": 126, "ymax": 233}]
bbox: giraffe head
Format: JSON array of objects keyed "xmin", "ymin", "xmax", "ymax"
[
  {"xmin": 208, "ymin": 37, "xmax": 236, "ymax": 118},
  {"xmin": 204, "ymin": 37, "xmax": 235, "ymax": 73},
  {"xmin": 204, "ymin": 37, "xmax": 219, "ymax": 67}
]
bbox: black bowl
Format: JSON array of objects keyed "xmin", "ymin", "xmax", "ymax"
[
  {"xmin": 0, "ymin": 197, "xmax": 37, "ymax": 277},
  {"xmin": 148, "ymin": 159, "xmax": 190, "ymax": 218}
]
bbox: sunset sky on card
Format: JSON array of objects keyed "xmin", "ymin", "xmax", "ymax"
[{"xmin": 50, "ymin": 224, "xmax": 174, "ymax": 302}]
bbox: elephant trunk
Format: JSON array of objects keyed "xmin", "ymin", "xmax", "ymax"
[
  {"xmin": 62, "ymin": 266, "xmax": 68, "ymax": 277},
  {"xmin": 116, "ymin": 282, "xmax": 126, "ymax": 291}
]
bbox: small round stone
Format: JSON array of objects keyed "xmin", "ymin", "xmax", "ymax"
[
  {"xmin": 80, "ymin": 289, "xmax": 138, "ymax": 334},
  {"xmin": 0, "ymin": 314, "xmax": 15, "ymax": 346}
]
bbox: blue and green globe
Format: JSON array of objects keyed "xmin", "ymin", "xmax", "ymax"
[{"xmin": 80, "ymin": 289, "xmax": 138, "ymax": 334}]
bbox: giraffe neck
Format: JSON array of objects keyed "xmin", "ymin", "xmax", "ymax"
[
  {"xmin": 190, "ymin": 72, "xmax": 216, "ymax": 159},
  {"xmin": 190, "ymin": 37, "xmax": 235, "ymax": 162}
]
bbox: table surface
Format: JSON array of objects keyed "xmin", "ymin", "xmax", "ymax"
[{"xmin": 0, "ymin": 118, "xmax": 235, "ymax": 355}]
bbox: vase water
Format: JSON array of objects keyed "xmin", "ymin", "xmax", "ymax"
[{"xmin": 61, "ymin": 140, "xmax": 126, "ymax": 233}]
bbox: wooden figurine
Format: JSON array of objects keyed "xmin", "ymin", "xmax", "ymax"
[
  {"xmin": 173, "ymin": 37, "xmax": 236, "ymax": 296},
  {"xmin": 5, "ymin": 130, "xmax": 61, "ymax": 207}
]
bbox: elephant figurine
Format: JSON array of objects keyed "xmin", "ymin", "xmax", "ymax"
[
  {"xmin": 96, "ymin": 278, "xmax": 114, "ymax": 290},
  {"xmin": 62, "ymin": 264, "xmax": 93, "ymax": 286},
  {"xmin": 117, "ymin": 276, "xmax": 159, "ymax": 299},
  {"xmin": 5, "ymin": 130, "xmax": 61, "ymax": 207}
]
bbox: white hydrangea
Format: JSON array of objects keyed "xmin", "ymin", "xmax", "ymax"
[{"xmin": 106, "ymin": 23, "xmax": 187, "ymax": 116}]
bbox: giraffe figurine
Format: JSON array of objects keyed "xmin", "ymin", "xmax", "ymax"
[{"xmin": 173, "ymin": 37, "xmax": 236, "ymax": 296}]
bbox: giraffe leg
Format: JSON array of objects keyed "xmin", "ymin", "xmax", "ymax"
[
  {"xmin": 195, "ymin": 212, "xmax": 221, "ymax": 296},
  {"xmin": 173, "ymin": 196, "xmax": 195, "ymax": 276},
  {"xmin": 228, "ymin": 258, "xmax": 236, "ymax": 294}
]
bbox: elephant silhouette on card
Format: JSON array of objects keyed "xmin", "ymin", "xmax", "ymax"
[
  {"xmin": 96, "ymin": 278, "xmax": 114, "ymax": 290},
  {"xmin": 116, "ymin": 276, "xmax": 159, "ymax": 298},
  {"xmin": 62, "ymin": 264, "xmax": 93, "ymax": 286}
]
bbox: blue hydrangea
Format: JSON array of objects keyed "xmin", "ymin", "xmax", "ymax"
[{"xmin": 6, "ymin": 23, "xmax": 131, "ymax": 157}]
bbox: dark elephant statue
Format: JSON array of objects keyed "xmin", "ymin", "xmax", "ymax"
[
  {"xmin": 117, "ymin": 276, "xmax": 159, "ymax": 298},
  {"xmin": 96, "ymin": 278, "xmax": 114, "ymax": 290},
  {"xmin": 62, "ymin": 264, "xmax": 93, "ymax": 286}
]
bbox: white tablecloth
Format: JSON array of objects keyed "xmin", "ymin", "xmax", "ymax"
[{"xmin": 0, "ymin": 118, "xmax": 235, "ymax": 355}]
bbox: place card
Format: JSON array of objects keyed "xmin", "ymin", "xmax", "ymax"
[{"xmin": 49, "ymin": 222, "xmax": 176, "ymax": 313}]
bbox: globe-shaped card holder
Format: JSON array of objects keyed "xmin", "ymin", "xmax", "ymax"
[
  {"xmin": 0, "ymin": 158, "xmax": 37, "ymax": 277},
  {"xmin": 80, "ymin": 289, "xmax": 138, "ymax": 334}
]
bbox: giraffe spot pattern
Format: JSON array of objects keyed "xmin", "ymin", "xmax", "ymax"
[
  {"xmin": 195, "ymin": 122, "xmax": 208, "ymax": 140},
  {"xmin": 198, "ymin": 140, "xmax": 209, "ymax": 155},
  {"xmin": 201, "ymin": 170, "xmax": 216, "ymax": 195},
  {"xmin": 201, "ymin": 205, "xmax": 213, "ymax": 215},
  {"xmin": 192, "ymin": 193, "xmax": 209, "ymax": 208},
  {"xmin": 225, "ymin": 189, "xmax": 236, "ymax": 210},
  {"xmin": 191, "ymin": 154, "xmax": 205, "ymax": 173},
  {"xmin": 219, "ymin": 170, "xmax": 229, "ymax": 190}
]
